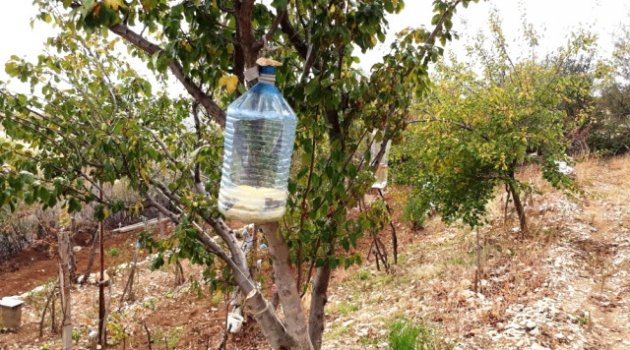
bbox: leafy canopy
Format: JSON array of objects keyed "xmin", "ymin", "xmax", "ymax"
[{"xmin": 392, "ymin": 13, "xmax": 585, "ymax": 228}]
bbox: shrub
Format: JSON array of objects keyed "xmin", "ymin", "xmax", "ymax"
[
  {"xmin": 589, "ymin": 84, "xmax": 630, "ymax": 155},
  {"xmin": 106, "ymin": 247, "xmax": 121, "ymax": 257},
  {"xmin": 402, "ymin": 193, "xmax": 431, "ymax": 230}
]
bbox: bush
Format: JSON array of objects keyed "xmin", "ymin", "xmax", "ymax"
[
  {"xmin": 0, "ymin": 206, "xmax": 40, "ymax": 260},
  {"xmin": 402, "ymin": 193, "xmax": 431, "ymax": 230},
  {"xmin": 589, "ymin": 84, "xmax": 630, "ymax": 155},
  {"xmin": 388, "ymin": 319, "xmax": 451, "ymax": 350},
  {"xmin": 107, "ymin": 247, "xmax": 121, "ymax": 257}
]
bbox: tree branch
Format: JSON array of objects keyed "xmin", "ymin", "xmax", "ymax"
[
  {"xmin": 409, "ymin": 117, "xmax": 490, "ymax": 141},
  {"xmin": 252, "ymin": 11, "xmax": 286, "ymax": 51},
  {"xmin": 109, "ymin": 24, "xmax": 226, "ymax": 127},
  {"xmin": 280, "ymin": 13, "xmax": 309, "ymax": 59}
]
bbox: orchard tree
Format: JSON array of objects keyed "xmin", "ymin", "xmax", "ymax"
[
  {"xmin": 393, "ymin": 13, "xmax": 585, "ymax": 233},
  {"xmin": 1, "ymin": 0, "xmax": 475, "ymax": 349},
  {"xmin": 590, "ymin": 23, "xmax": 630, "ymax": 155}
]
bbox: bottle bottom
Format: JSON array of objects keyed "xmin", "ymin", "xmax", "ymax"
[
  {"xmin": 372, "ymin": 164, "xmax": 389, "ymax": 190},
  {"xmin": 219, "ymin": 185, "xmax": 287, "ymax": 223}
]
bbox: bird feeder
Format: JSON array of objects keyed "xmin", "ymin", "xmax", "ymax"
[
  {"xmin": 218, "ymin": 59, "xmax": 297, "ymax": 223},
  {"xmin": 0, "ymin": 297, "xmax": 24, "ymax": 331},
  {"xmin": 371, "ymin": 130, "xmax": 392, "ymax": 190}
]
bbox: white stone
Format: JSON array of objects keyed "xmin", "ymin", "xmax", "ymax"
[
  {"xmin": 531, "ymin": 342, "xmax": 550, "ymax": 350},
  {"xmin": 525, "ymin": 320, "xmax": 537, "ymax": 331}
]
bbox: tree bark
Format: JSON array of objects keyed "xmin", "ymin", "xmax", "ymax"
[
  {"xmin": 194, "ymin": 226, "xmax": 299, "ymax": 350},
  {"xmin": 98, "ymin": 192, "xmax": 107, "ymax": 348},
  {"xmin": 507, "ymin": 177, "xmax": 528, "ymax": 234},
  {"xmin": 119, "ymin": 246, "xmax": 138, "ymax": 308},
  {"xmin": 308, "ymin": 265, "xmax": 331, "ymax": 350},
  {"xmin": 80, "ymin": 229, "xmax": 98, "ymax": 285},
  {"xmin": 260, "ymin": 223, "xmax": 313, "ymax": 350},
  {"xmin": 58, "ymin": 230, "xmax": 73, "ymax": 350}
]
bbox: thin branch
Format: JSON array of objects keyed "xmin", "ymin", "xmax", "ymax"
[
  {"xmin": 253, "ymin": 11, "xmax": 287, "ymax": 51},
  {"xmin": 408, "ymin": 117, "xmax": 490, "ymax": 141}
]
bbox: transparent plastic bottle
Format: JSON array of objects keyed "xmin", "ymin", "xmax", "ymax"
[
  {"xmin": 218, "ymin": 66, "xmax": 297, "ymax": 223},
  {"xmin": 371, "ymin": 131, "xmax": 392, "ymax": 190}
]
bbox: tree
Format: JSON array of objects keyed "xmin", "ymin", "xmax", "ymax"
[
  {"xmin": 1, "ymin": 1, "xmax": 475, "ymax": 349},
  {"xmin": 589, "ymin": 23, "xmax": 630, "ymax": 155},
  {"xmin": 393, "ymin": 13, "xmax": 582, "ymax": 233}
]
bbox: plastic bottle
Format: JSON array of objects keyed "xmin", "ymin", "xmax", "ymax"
[
  {"xmin": 371, "ymin": 131, "xmax": 392, "ymax": 190},
  {"xmin": 218, "ymin": 65, "xmax": 297, "ymax": 223}
]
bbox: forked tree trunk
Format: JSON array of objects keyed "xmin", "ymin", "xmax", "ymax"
[{"xmin": 119, "ymin": 246, "xmax": 138, "ymax": 308}]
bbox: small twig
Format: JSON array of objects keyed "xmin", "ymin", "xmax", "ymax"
[
  {"xmin": 143, "ymin": 322, "xmax": 153, "ymax": 350},
  {"xmin": 39, "ymin": 283, "xmax": 57, "ymax": 337}
]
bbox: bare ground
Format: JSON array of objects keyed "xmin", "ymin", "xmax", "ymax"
[
  {"xmin": 1, "ymin": 155, "xmax": 629, "ymax": 349},
  {"xmin": 322, "ymin": 155, "xmax": 630, "ymax": 349}
]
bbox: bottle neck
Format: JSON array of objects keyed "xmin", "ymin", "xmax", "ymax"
[{"xmin": 258, "ymin": 73, "xmax": 276, "ymax": 85}]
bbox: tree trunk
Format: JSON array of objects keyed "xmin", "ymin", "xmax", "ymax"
[
  {"xmin": 80, "ymin": 229, "xmax": 99, "ymax": 285},
  {"xmin": 68, "ymin": 216, "xmax": 77, "ymax": 282},
  {"xmin": 98, "ymin": 195, "xmax": 107, "ymax": 348},
  {"xmin": 158, "ymin": 212, "xmax": 165, "ymax": 239},
  {"xmin": 473, "ymin": 229, "xmax": 482, "ymax": 293},
  {"xmin": 174, "ymin": 260, "xmax": 185, "ymax": 286},
  {"xmin": 58, "ymin": 230, "xmax": 73, "ymax": 350},
  {"xmin": 260, "ymin": 223, "xmax": 313, "ymax": 350},
  {"xmin": 507, "ymin": 178, "xmax": 528, "ymax": 234},
  {"xmin": 308, "ymin": 265, "xmax": 331, "ymax": 350},
  {"xmin": 119, "ymin": 246, "xmax": 138, "ymax": 308}
]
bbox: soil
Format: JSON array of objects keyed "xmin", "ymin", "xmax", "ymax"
[
  {"xmin": 1, "ymin": 156, "xmax": 629, "ymax": 349},
  {"xmin": 0, "ymin": 229, "xmax": 143, "ymax": 297}
]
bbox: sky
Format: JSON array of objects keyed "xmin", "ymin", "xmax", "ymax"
[{"xmin": 0, "ymin": 0, "xmax": 629, "ymax": 95}]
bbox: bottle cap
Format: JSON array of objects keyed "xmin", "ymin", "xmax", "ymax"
[{"xmin": 259, "ymin": 66, "xmax": 276, "ymax": 75}]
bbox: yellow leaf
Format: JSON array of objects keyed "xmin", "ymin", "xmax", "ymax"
[
  {"xmin": 104, "ymin": 0, "xmax": 125, "ymax": 11},
  {"xmin": 219, "ymin": 74, "xmax": 239, "ymax": 93}
]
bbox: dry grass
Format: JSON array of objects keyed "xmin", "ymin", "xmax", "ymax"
[{"xmin": 325, "ymin": 154, "xmax": 630, "ymax": 349}]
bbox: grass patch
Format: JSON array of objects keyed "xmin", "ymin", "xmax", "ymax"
[
  {"xmin": 325, "ymin": 322, "xmax": 352, "ymax": 340},
  {"xmin": 388, "ymin": 318, "xmax": 452, "ymax": 350},
  {"xmin": 357, "ymin": 270, "xmax": 371, "ymax": 281},
  {"xmin": 329, "ymin": 301, "xmax": 360, "ymax": 317},
  {"xmin": 106, "ymin": 247, "xmax": 121, "ymax": 257}
]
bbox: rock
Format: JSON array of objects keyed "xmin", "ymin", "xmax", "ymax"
[
  {"xmin": 77, "ymin": 271, "xmax": 110, "ymax": 285},
  {"xmin": 554, "ymin": 161, "xmax": 576, "ymax": 178},
  {"xmin": 531, "ymin": 342, "xmax": 550, "ymax": 350},
  {"xmin": 356, "ymin": 327, "xmax": 369, "ymax": 337},
  {"xmin": 525, "ymin": 320, "xmax": 537, "ymax": 331},
  {"xmin": 342, "ymin": 319, "xmax": 354, "ymax": 327}
]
